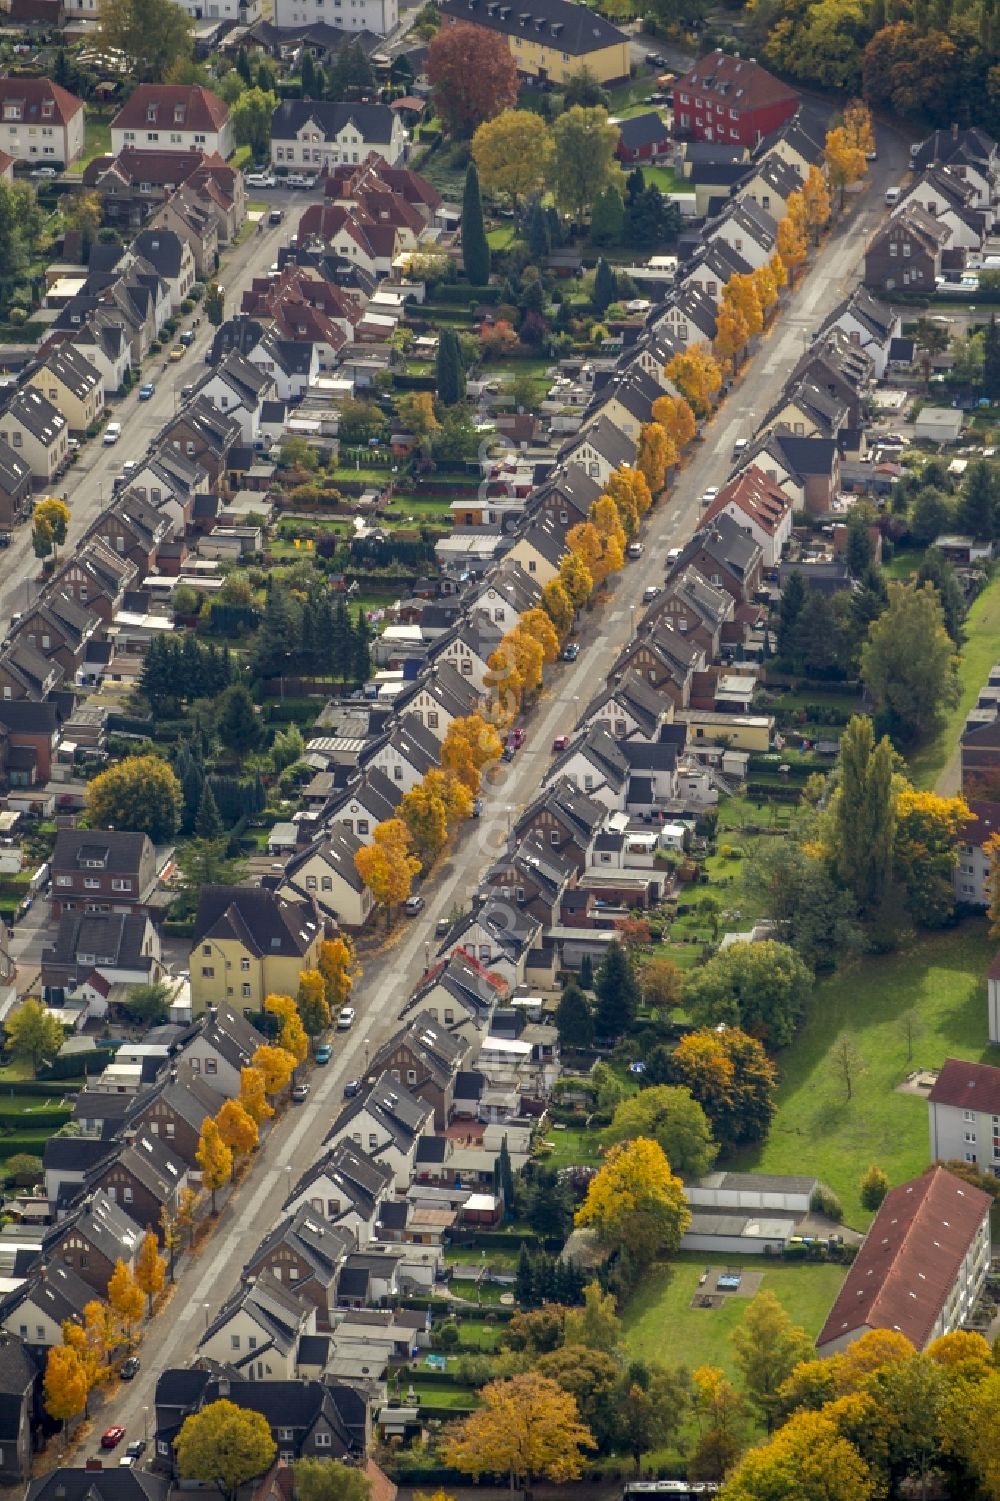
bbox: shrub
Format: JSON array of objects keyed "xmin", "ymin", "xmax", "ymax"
[{"xmin": 810, "ymin": 1184, "xmax": 843, "ymax": 1222}]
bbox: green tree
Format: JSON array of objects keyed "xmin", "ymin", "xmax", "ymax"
[
  {"xmin": 861, "ymin": 582, "xmax": 959, "ymax": 744},
  {"xmin": 294, "ymin": 1461, "xmax": 371, "ymax": 1501},
  {"xmin": 859, "ymin": 1163, "xmax": 890, "ymax": 1211},
  {"xmin": 592, "ymin": 255, "xmax": 616, "ymax": 314},
  {"xmin": 5, "ymin": 999, "xmax": 63, "ymax": 1076},
  {"xmin": 87, "ymin": 755, "xmax": 182, "ymax": 841},
  {"xmin": 100, "ymin": 0, "xmax": 193, "ymax": 80},
  {"xmin": 590, "ymin": 184, "xmax": 624, "ymax": 246},
  {"xmin": 908, "ymin": 485, "xmax": 952, "ymax": 546},
  {"xmin": 215, "ymin": 684, "xmax": 262, "ymax": 758},
  {"xmin": 205, "ymin": 281, "xmax": 225, "ymax": 327},
  {"xmin": 731, "ymin": 1290, "xmax": 813, "ymax": 1432},
  {"xmin": 435, "ymin": 327, "xmax": 466, "ymax": 405},
  {"xmin": 176, "ymin": 1400, "xmax": 276, "ymax": 1501},
  {"xmin": 555, "ymin": 982, "xmax": 593, "ymax": 1048},
  {"xmin": 593, "ymin": 940, "xmax": 638, "ymax": 1039},
  {"xmin": 462, "ymin": 161, "xmax": 490, "ymax": 285},
  {"xmin": 830, "ymin": 714, "xmax": 897, "ymax": 915},
  {"xmin": 123, "ymin": 981, "xmax": 173, "ymax": 1025},
  {"xmin": 984, "ymin": 312, "xmax": 1000, "ymax": 400},
  {"xmin": 562, "ymin": 1280, "xmax": 621, "ymax": 1353},
  {"xmin": 777, "ymin": 570, "xmax": 806, "ymax": 660},
  {"xmin": 614, "ymin": 1362, "xmax": 692, "ymax": 1472},
  {"xmin": 956, "ymin": 460, "xmax": 999, "ymax": 539},
  {"xmin": 550, "ymin": 106, "xmax": 621, "ymax": 221},
  {"xmin": 230, "ymin": 87, "xmax": 278, "ymax": 160},
  {"xmin": 603, "ymin": 1085, "xmax": 717, "ymax": 1180},
  {"xmin": 194, "ymin": 780, "xmax": 223, "ymax": 838},
  {"xmin": 661, "ymin": 1028, "xmax": 777, "ymax": 1147},
  {"xmin": 682, "ymin": 940, "xmax": 812, "ymax": 1049},
  {"xmin": 300, "ymin": 47, "xmax": 316, "ymax": 97}
]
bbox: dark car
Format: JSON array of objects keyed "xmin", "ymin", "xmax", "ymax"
[
  {"xmin": 269, "ymin": 208, "xmax": 284, "ymax": 225},
  {"xmin": 120, "ymin": 1357, "xmax": 140, "ymax": 1380},
  {"xmin": 179, "ymin": 330, "xmax": 195, "ymax": 346},
  {"xmin": 138, "ymin": 382, "xmax": 155, "ymax": 400},
  {"xmin": 125, "ymin": 1441, "xmax": 146, "ymax": 1459},
  {"xmin": 561, "ymin": 642, "xmax": 580, "ymax": 662},
  {"xmin": 344, "ymin": 1078, "xmax": 361, "ymax": 1098}
]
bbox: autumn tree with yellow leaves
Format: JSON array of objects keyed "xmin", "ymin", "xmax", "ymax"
[
  {"xmin": 44, "ymin": 1344, "xmax": 88, "ymax": 1431},
  {"xmin": 559, "ymin": 551, "xmax": 593, "ymax": 612},
  {"xmin": 776, "ymin": 200, "xmax": 808, "ymax": 276},
  {"xmin": 501, "ymin": 626, "xmax": 545, "ymax": 700},
  {"xmin": 108, "ymin": 1257, "xmax": 144, "ymax": 1345},
  {"xmin": 665, "ymin": 345, "xmax": 723, "ymax": 419},
  {"xmin": 567, "ymin": 521, "xmax": 620, "ymax": 587},
  {"xmin": 800, "ymin": 163, "xmax": 832, "ymax": 241},
  {"xmin": 651, "ymin": 392, "xmax": 697, "ymax": 449},
  {"xmin": 400, "ymin": 769, "xmax": 472, "ymax": 867},
  {"xmin": 826, "ymin": 104, "xmax": 870, "ymax": 205},
  {"xmin": 605, "ymin": 465, "xmax": 652, "ymax": 539},
  {"xmin": 445, "ymin": 1372, "xmax": 596, "ymax": 1489},
  {"xmin": 723, "ymin": 273, "xmax": 763, "ymax": 338},
  {"xmin": 636, "ymin": 421, "xmax": 675, "ymax": 496},
  {"xmin": 713, "ymin": 304, "xmax": 749, "ymax": 373},
  {"xmin": 575, "ymin": 1136, "xmax": 690, "ymax": 1267},
  {"xmin": 240, "ymin": 1065, "xmax": 273, "ymax": 1128},
  {"xmin": 318, "ymin": 936, "xmax": 357, "ymax": 1012},
  {"xmin": 485, "ymin": 642, "xmax": 524, "ymax": 724},
  {"xmin": 442, "ymin": 713, "xmax": 504, "ymax": 791},
  {"xmin": 134, "ymin": 1229, "xmax": 166, "ymax": 1316},
  {"xmin": 353, "ymin": 817, "xmax": 421, "ymax": 920},
  {"xmin": 541, "ymin": 578, "xmax": 575, "ymax": 638},
  {"xmin": 296, "ymin": 968, "xmax": 330, "ymax": 1037},
  {"xmin": 753, "ymin": 260, "xmax": 780, "ymax": 318},
  {"xmin": 520, "ymin": 607, "xmax": 561, "ymax": 665},
  {"xmin": 216, "ymin": 1098, "xmax": 260, "ymax": 1178},
  {"xmin": 197, "ymin": 1118, "xmax": 233, "ymax": 1214},
  {"xmin": 264, "ymin": 992, "xmax": 308, "ymax": 1065}
]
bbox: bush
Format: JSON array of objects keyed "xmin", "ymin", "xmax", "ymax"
[{"xmin": 810, "ymin": 1184, "xmax": 844, "ymax": 1222}]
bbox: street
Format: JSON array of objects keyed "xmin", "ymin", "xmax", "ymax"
[{"xmin": 54, "ymin": 148, "xmax": 910, "ymax": 1467}]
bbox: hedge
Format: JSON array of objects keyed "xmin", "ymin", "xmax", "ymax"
[
  {"xmin": 0, "ymin": 1078, "xmax": 81, "ymax": 1098},
  {"xmin": 0, "ymin": 1106, "xmax": 70, "ymax": 1130},
  {"xmin": 418, "ymin": 1402, "xmax": 477, "ymax": 1421},
  {"xmin": 448, "ymin": 1229, "xmax": 544, "ymax": 1251},
  {"xmin": 392, "ymin": 373, "xmax": 436, "ymax": 392},
  {"xmin": 39, "ymin": 1047, "xmax": 118, "ymax": 1080},
  {"xmin": 434, "ymin": 284, "xmax": 502, "ymax": 305},
  {"xmin": 745, "ymin": 782, "xmax": 803, "ymax": 803}
]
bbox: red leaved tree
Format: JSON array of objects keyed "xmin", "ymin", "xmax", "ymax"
[{"xmin": 426, "ymin": 22, "xmax": 519, "ymax": 138}]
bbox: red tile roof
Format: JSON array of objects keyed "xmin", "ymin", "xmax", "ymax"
[
  {"xmin": 679, "ymin": 50, "xmax": 799, "ymax": 114},
  {"xmin": 815, "ymin": 1165, "xmax": 991, "ymax": 1352},
  {"xmin": 111, "ymin": 84, "xmax": 229, "ymax": 134},
  {"xmin": 956, "ymin": 797, "xmax": 1000, "ymax": 850},
  {"xmin": 929, "ymin": 1056, "xmax": 1000, "ymax": 1115},
  {"xmin": 705, "ymin": 464, "xmax": 792, "ymax": 537},
  {"xmin": 0, "ymin": 76, "xmax": 84, "ymax": 124},
  {"xmin": 90, "ymin": 147, "xmax": 211, "ymax": 188}
]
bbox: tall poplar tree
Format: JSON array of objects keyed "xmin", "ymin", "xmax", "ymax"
[{"xmin": 462, "ymin": 162, "xmax": 491, "ymax": 286}]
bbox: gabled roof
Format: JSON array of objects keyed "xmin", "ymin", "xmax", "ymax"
[
  {"xmin": 271, "ymin": 99, "xmax": 396, "ymax": 143},
  {"xmin": 439, "ymin": 0, "xmax": 628, "ymax": 56},
  {"xmin": 39, "ymin": 342, "xmax": 102, "ymax": 399},
  {"xmin": 816, "ymin": 1166, "xmax": 992, "ymax": 1351},
  {"xmin": 515, "ymin": 775, "xmax": 607, "ymax": 845},
  {"xmin": 8, "ymin": 1262, "xmax": 93, "ymax": 1326},
  {"xmin": 371, "ymin": 1012, "xmax": 467, "ymax": 1087},
  {"xmin": 912, "ymin": 126, "xmax": 997, "ymax": 175},
  {"xmin": 329, "ymin": 1071, "xmax": 430, "ymax": 1151},
  {"xmin": 822, "ymin": 286, "xmax": 897, "ymax": 345},
  {"xmin": 489, "ymin": 829, "xmax": 576, "ymax": 899},
  {"xmin": 246, "ymin": 1204, "xmax": 354, "ymax": 1288},
  {"xmin": 53, "ymin": 828, "xmax": 149, "ymax": 875},
  {"xmin": 285, "ymin": 824, "xmax": 366, "ymax": 896},
  {"xmin": 111, "ymin": 1133, "xmax": 186, "ymax": 1202},
  {"xmin": 577, "ymin": 668, "xmax": 670, "ymax": 739},
  {"xmin": 0, "ymin": 440, "xmax": 31, "ymax": 496},
  {"xmin": 111, "ymin": 84, "xmax": 229, "ymax": 134},
  {"xmin": 193, "ymin": 886, "xmax": 320, "ymax": 959},
  {"xmin": 929, "ymin": 1056, "xmax": 1000, "ymax": 1115},
  {"xmin": 27, "ymin": 1470, "xmax": 168, "ymax": 1501},
  {"xmin": 201, "ymin": 1270, "xmax": 308, "ymax": 1356},
  {"xmin": 705, "ymin": 464, "xmax": 792, "ymax": 538},
  {"xmin": 618, "ymin": 111, "xmax": 670, "ymax": 152},
  {"xmin": 50, "ymin": 1190, "xmax": 143, "ymax": 1267},
  {"xmin": 0, "ymin": 77, "xmax": 83, "ymax": 124},
  {"xmin": 955, "ymin": 797, "xmax": 1000, "ymax": 851},
  {"xmin": 562, "ymin": 411, "xmax": 635, "ymax": 471},
  {"xmin": 2, "ymin": 386, "xmax": 66, "ymax": 444},
  {"xmin": 679, "ymin": 50, "xmax": 799, "ymax": 112},
  {"xmin": 438, "ymin": 900, "xmax": 540, "ymax": 961},
  {"xmin": 658, "ymin": 565, "xmax": 734, "ymax": 630},
  {"xmin": 285, "ymin": 1137, "xmax": 392, "ymax": 1219},
  {"xmin": 548, "ymin": 723, "xmax": 629, "ymax": 793},
  {"xmin": 202, "ymin": 1375, "xmax": 354, "ymax": 1452}
]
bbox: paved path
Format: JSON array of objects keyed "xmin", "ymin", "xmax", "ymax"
[{"xmin": 46, "ymin": 139, "xmax": 911, "ymax": 1469}]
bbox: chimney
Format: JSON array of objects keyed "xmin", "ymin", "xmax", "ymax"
[{"xmin": 952, "ymin": 122, "xmax": 959, "ymax": 140}]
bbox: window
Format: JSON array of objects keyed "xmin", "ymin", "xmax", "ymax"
[
  {"xmin": 368, "ymin": 1132, "xmax": 378, "ymax": 1149},
  {"xmin": 407, "ymin": 1069, "xmax": 417, "ymax": 1084},
  {"xmin": 241, "ymin": 957, "xmax": 250, "ymax": 972},
  {"xmin": 201, "ymin": 965, "xmax": 214, "ymax": 978},
  {"xmin": 203, "ymin": 945, "xmax": 212, "ymax": 957},
  {"xmin": 242, "ymin": 983, "xmax": 251, "ymax": 999},
  {"xmin": 428, "ymin": 712, "xmax": 439, "ymax": 729},
  {"xmin": 111, "ymin": 879, "xmax": 131, "ymax": 892},
  {"xmin": 965, "ymin": 1110, "xmax": 977, "ymax": 1122},
  {"xmin": 393, "ymin": 764, "xmax": 403, "ymax": 780},
  {"xmin": 205, "ymin": 1058, "xmax": 218, "ymax": 1075},
  {"xmin": 123, "ymin": 1186, "xmax": 133, "ymax": 1202},
  {"xmin": 965, "ymin": 1130, "xmax": 978, "ymax": 1143},
  {"xmin": 316, "ymin": 1432, "xmax": 332, "ymax": 1448},
  {"xmin": 357, "ymin": 820, "xmax": 369, "ymax": 835},
  {"xmin": 56, "ymin": 875, "xmax": 71, "ymax": 887},
  {"xmin": 321, "ymin": 875, "xmax": 333, "ymax": 891},
  {"xmin": 248, "ymin": 1336, "xmax": 258, "ymax": 1349}
]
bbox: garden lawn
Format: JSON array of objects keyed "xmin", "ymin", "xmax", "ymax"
[
  {"xmin": 908, "ymin": 572, "xmax": 1000, "ymax": 789},
  {"xmin": 732, "ymin": 922, "xmax": 995, "ymax": 1226},
  {"xmin": 643, "ymin": 165, "xmax": 684, "ymax": 195},
  {"xmin": 536, "ymin": 1123, "xmax": 602, "ymax": 1169},
  {"xmin": 67, "ymin": 118, "xmax": 111, "ymax": 174},
  {"xmin": 623, "ymin": 1253, "xmax": 847, "ymax": 1377},
  {"xmin": 411, "ymin": 1383, "xmax": 479, "ymax": 1410},
  {"xmin": 487, "ymin": 224, "xmax": 515, "ymax": 250}
]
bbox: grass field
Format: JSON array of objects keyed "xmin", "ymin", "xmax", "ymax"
[
  {"xmin": 623, "ymin": 1254, "xmax": 847, "ymax": 1376},
  {"xmin": 733, "ymin": 922, "xmax": 995, "ymax": 1226},
  {"xmin": 67, "ymin": 119, "xmax": 111, "ymax": 175},
  {"xmin": 908, "ymin": 571, "xmax": 1000, "ymax": 789},
  {"xmin": 536, "ymin": 1123, "xmax": 604, "ymax": 1169}
]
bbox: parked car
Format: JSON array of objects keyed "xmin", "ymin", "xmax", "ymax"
[
  {"xmin": 645, "ymin": 50, "xmax": 667, "ymax": 65},
  {"xmin": 180, "ymin": 384, "xmax": 194, "ymax": 399},
  {"xmin": 138, "ymin": 383, "xmax": 155, "ymax": 400},
  {"xmin": 30, "ymin": 166, "xmax": 57, "ymax": 179},
  {"xmin": 246, "ymin": 171, "xmax": 277, "ymax": 188},
  {"xmin": 344, "ymin": 1077, "xmax": 361, "ymax": 1098},
  {"xmin": 472, "ymin": 796, "xmax": 484, "ymax": 816},
  {"xmin": 552, "ymin": 735, "xmax": 569, "ymax": 752},
  {"xmin": 643, "ymin": 585, "xmax": 660, "ymax": 603},
  {"xmin": 291, "ymin": 1082, "xmax": 310, "ymax": 1102},
  {"xmin": 287, "ymin": 173, "xmax": 315, "ymax": 189},
  {"xmin": 179, "ymin": 330, "xmax": 195, "ymax": 346},
  {"xmin": 627, "ymin": 540, "xmax": 644, "ymax": 558},
  {"xmin": 101, "ymin": 1427, "xmax": 126, "ymax": 1450},
  {"xmin": 561, "ymin": 642, "xmax": 580, "ymax": 661},
  {"xmin": 435, "ymin": 916, "xmax": 451, "ymax": 937},
  {"xmin": 268, "ymin": 208, "xmax": 284, "ymax": 225},
  {"xmin": 507, "ymin": 727, "xmax": 525, "ymax": 750},
  {"xmin": 169, "ymin": 346, "xmax": 185, "ymax": 362},
  {"xmin": 314, "ymin": 1044, "xmax": 332, "ymax": 1065},
  {"xmin": 104, "ymin": 422, "xmax": 122, "ymax": 444},
  {"xmin": 119, "ymin": 1357, "xmax": 140, "ymax": 1381},
  {"xmin": 125, "ymin": 1441, "xmax": 146, "ymax": 1459},
  {"xmin": 403, "ymin": 895, "xmax": 425, "ymax": 917},
  {"xmin": 337, "ymin": 1006, "xmax": 356, "ymax": 1028},
  {"xmin": 700, "ymin": 487, "xmax": 719, "ymax": 508}
]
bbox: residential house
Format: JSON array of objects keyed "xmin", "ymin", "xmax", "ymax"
[
  {"xmin": 0, "ymin": 446, "xmax": 32, "ymax": 530},
  {"xmin": 702, "ymin": 465, "xmax": 794, "ymax": 567},
  {"xmin": 732, "ymin": 428, "xmax": 841, "ymax": 517},
  {"xmin": 370, "ymin": 1015, "xmax": 468, "ymax": 1129},
  {"xmin": 788, "ymin": 330, "xmax": 874, "ymax": 430},
  {"xmin": 864, "ymin": 203, "xmax": 954, "ymax": 295},
  {"xmin": 512, "ymin": 776, "xmax": 606, "ymax": 873},
  {"xmin": 279, "ymin": 826, "xmax": 374, "ymax": 931},
  {"xmin": 616, "ymin": 111, "xmax": 670, "ymax": 164},
  {"xmin": 433, "ymin": 899, "xmax": 540, "ymax": 990},
  {"xmin": 575, "ymin": 670, "xmax": 674, "ymax": 744},
  {"xmin": 898, "ymin": 165, "xmax": 988, "ymax": 250},
  {"xmin": 683, "ymin": 237, "xmax": 754, "ymax": 300},
  {"xmin": 1, "ymin": 1266, "xmax": 93, "ymax": 1350},
  {"xmin": 0, "ymin": 1337, "xmax": 39, "ymax": 1483},
  {"xmin": 271, "ymin": 101, "xmax": 406, "ymax": 172},
  {"xmin": 152, "ymin": 186, "xmax": 219, "ymax": 280},
  {"xmin": 45, "ymin": 1190, "xmax": 143, "ymax": 1296},
  {"xmin": 326, "ymin": 769, "xmax": 404, "ymax": 842},
  {"xmin": 506, "ymin": 509, "xmax": 566, "ymax": 585},
  {"xmin": 433, "ymin": 615, "xmax": 504, "ymax": 694},
  {"xmin": 953, "ymin": 798, "xmax": 1000, "ymax": 907},
  {"xmin": 73, "ymin": 311, "xmax": 134, "ymax": 394},
  {"xmin": 559, "ymin": 413, "xmax": 636, "ymax": 488},
  {"xmin": 126, "ymin": 448, "xmax": 210, "ymax": 537},
  {"xmin": 41, "ymin": 911, "xmax": 162, "ymax": 991},
  {"xmin": 531, "ymin": 463, "xmax": 604, "ymax": 536},
  {"xmin": 0, "ymin": 79, "xmax": 85, "ymax": 167},
  {"xmin": 158, "ymin": 399, "xmax": 242, "ymax": 488},
  {"xmin": 739, "ymin": 150, "xmax": 802, "ymax": 219},
  {"xmin": 110, "ymin": 86, "xmax": 233, "ymax": 159},
  {"xmin": 283, "ymin": 1138, "xmax": 393, "ymax": 1246},
  {"xmin": 275, "ymin": 0, "xmax": 397, "ymax": 36},
  {"xmin": 685, "ymin": 159, "xmax": 753, "ymax": 217},
  {"xmin": 760, "ymin": 378, "xmax": 850, "ymax": 444},
  {"xmin": 655, "ymin": 283, "xmax": 718, "ymax": 348},
  {"xmin": 25, "ymin": 345, "xmax": 103, "ymax": 436},
  {"xmin": 326, "ymin": 1073, "xmax": 432, "ymax": 1192},
  {"xmin": 673, "ymin": 50, "xmax": 799, "ymax": 147},
  {"xmin": 199, "ymin": 1377, "xmax": 360, "ymax": 1461},
  {"xmin": 50, "ymin": 830, "xmax": 158, "ymax": 921},
  {"xmin": 480, "ymin": 831, "xmax": 576, "ymax": 930},
  {"xmin": 606, "ymin": 618, "xmax": 703, "ymax": 707},
  {"xmin": 705, "ymin": 196, "xmax": 778, "ymax": 269},
  {"xmin": 438, "ymin": 0, "xmax": 630, "ymax": 85},
  {"xmin": 815, "ymin": 1166, "xmax": 992, "ymax": 1354},
  {"xmin": 401, "ymin": 948, "xmax": 507, "ymax": 1038},
  {"xmin": 132, "ymin": 229, "xmax": 197, "ymax": 311},
  {"xmin": 134, "ymin": 1071, "xmax": 225, "ymax": 1168},
  {"xmin": 594, "ymin": 363, "xmax": 664, "ymax": 445},
  {"xmin": 247, "ymin": 329, "xmax": 319, "ymax": 402},
  {"xmin": 394, "ymin": 661, "xmax": 481, "ymax": 741},
  {"xmin": 760, "ymin": 115, "xmax": 825, "ymax": 177},
  {"xmin": 366, "ymin": 714, "xmax": 440, "ymax": 795},
  {"xmin": 911, "ymin": 125, "xmax": 999, "ymax": 210},
  {"xmin": 198, "ymin": 1272, "xmax": 315, "ymax": 1379},
  {"xmin": 0, "ymin": 389, "xmax": 67, "ymax": 485},
  {"xmin": 91, "ymin": 1133, "xmax": 189, "ymax": 1232},
  {"xmin": 94, "ymin": 492, "xmax": 171, "ymax": 572},
  {"xmin": 243, "ymin": 1208, "xmax": 353, "ymax": 1330},
  {"xmin": 14, "ymin": 592, "xmax": 100, "ymax": 680},
  {"xmin": 58, "ymin": 539, "xmax": 137, "ymax": 626},
  {"xmin": 0, "ymin": 697, "xmax": 64, "ymax": 785},
  {"xmin": 0, "ymin": 641, "xmax": 63, "ymax": 704},
  {"xmin": 652, "ymin": 566, "xmax": 734, "ymax": 658},
  {"xmin": 180, "ymin": 1003, "xmax": 268, "ymax": 1096},
  {"xmin": 927, "ymin": 1057, "xmax": 1000, "ymax": 1169},
  {"xmin": 820, "ymin": 288, "xmax": 901, "ymax": 379},
  {"xmin": 189, "ymin": 886, "xmax": 322, "ymax": 1015},
  {"xmin": 28, "ymin": 1470, "xmax": 168, "ymax": 1501},
  {"xmin": 469, "ymin": 567, "xmax": 542, "ymax": 636},
  {"xmin": 194, "ymin": 354, "xmax": 275, "ymax": 444}
]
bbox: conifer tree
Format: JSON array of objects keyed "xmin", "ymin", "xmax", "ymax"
[{"xmin": 462, "ymin": 162, "xmax": 491, "ymax": 285}]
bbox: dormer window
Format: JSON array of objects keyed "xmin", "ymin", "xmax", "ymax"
[{"xmin": 174, "ymin": 104, "xmax": 185, "ymax": 123}]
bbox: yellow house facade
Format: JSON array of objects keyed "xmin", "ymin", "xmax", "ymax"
[
  {"xmin": 440, "ymin": 0, "xmax": 630, "ymax": 85},
  {"xmin": 189, "ymin": 885, "xmax": 323, "ymax": 1015}
]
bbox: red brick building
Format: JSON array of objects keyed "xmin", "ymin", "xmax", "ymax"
[{"xmin": 674, "ymin": 51, "xmax": 799, "ymax": 148}]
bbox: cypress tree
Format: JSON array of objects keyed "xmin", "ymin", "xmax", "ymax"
[
  {"xmin": 590, "ymin": 185, "xmax": 624, "ymax": 246},
  {"xmin": 236, "ymin": 45, "xmax": 252, "ymax": 85},
  {"xmin": 527, "ymin": 197, "xmax": 550, "ymax": 261},
  {"xmin": 301, "ymin": 47, "xmax": 316, "ymax": 98},
  {"xmin": 593, "ymin": 940, "xmax": 639, "ymax": 1039},
  {"xmin": 435, "ymin": 328, "xmax": 465, "ymax": 405},
  {"xmin": 461, "ymin": 162, "xmax": 491, "ymax": 286},
  {"xmin": 496, "ymin": 1135, "xmax": 514, "ymax": 1212},
  {"xmin": 579, "ymin": 952, "xmax": 594, "ymax": 990},
  {"xmin": 592, "ymin": 256, "xmax": 616, "ymax": 314},
  {"xmin": 194, "ymin": 780, "xmax": 223, "ymax": 839},
  {"xmin": 515, "ymin": 1243, "xmax": 533, "ymax": 1306}
]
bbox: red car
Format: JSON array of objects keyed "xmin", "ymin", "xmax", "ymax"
[
  {"xmin": 552, "ymin": 735, "xmax": 569, "ymax": 752},
  {"xmin": 506, "ymin": 727, "xmax": 525, "ymax": 750},
  {"xmin": 101, "ymin": 1427, "xmax": 126, "ymax": 1450}
]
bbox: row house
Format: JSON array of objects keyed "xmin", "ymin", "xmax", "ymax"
[
  {"xmin": 732, "ymin": 426, "xmax": 841, "ymax": 516},
  {"xmin": 912, "ymin": 124, "xmax": 999, "ymax": 210},
  {"xmin": 400, "ymin": 948, "xmax": 507, "ymax": 1039},
  {"xmin": 133, "ymin": 228, "xmax": 197, "ymax": 311},
  {"xmin": 280, "ymin": 825, "xmax": 374, "ymax": 931},
  {"xmin": 431, "ymin": 900, "xmax": 540, "ymax": 990},
  {"xmin": 370, "ymin": 1014, "xmax": 468, "ymax": 1130},
  {"xmin": 0, "ymin": 388, "xmax": 67, "ymax": 486},
  {"xmin": 244, "ymin": 1208, "xmax": 353, "ymax": 1331},
  {"xmin": 865, "ymin": 203, "xmax": 955, "ymax": 295},
  {"xmin": 13, "ymin": 591, "xmax": 100, "ymax": 682},
  {"xmin": 0, "ymin": 445, "xmax": 32, "ymax": 530},
  {"xmin": 26, "ymin": 344, "xmax": 104, "ymax": 436},
  {"xmin": 325, "ymin": 1073, "xmax": 433, "ymax": 1193},
  {"xmin": 703, "ymin": 464, "xmax": 794, "ymax": 567},
  {"xmin": 576, "ymin": 670, "xmax": 673, "ymax": 745},
  {"xmin": 284, "ymin": 1138, "xmax": 394, "ymax": 1247}
]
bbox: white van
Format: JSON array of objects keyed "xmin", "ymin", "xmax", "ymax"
[{"xmin": 885, "ymin": 186, "xmax": 901, "ymax": 206}]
